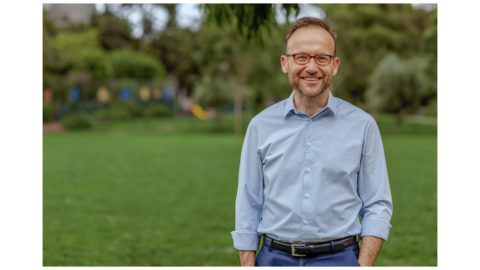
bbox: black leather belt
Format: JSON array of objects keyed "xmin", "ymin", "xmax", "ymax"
[{"xmin": 263, "ymin": 235, "xmax": 356, "ymax": 257}]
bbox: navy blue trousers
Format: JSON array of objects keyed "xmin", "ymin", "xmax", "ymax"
[{"xmin": 255, "ymin": 239, "xmax": 360, "ymax": 266}]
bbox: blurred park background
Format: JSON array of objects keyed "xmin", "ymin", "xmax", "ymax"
[{"xmin": 43, "ymin": 3, "xmax": 437, "ymax": 266}]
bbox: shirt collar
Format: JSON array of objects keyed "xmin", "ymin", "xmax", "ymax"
[{"xmin": 283, "ymin": 90, "xmax": 338, "ymax": 118}]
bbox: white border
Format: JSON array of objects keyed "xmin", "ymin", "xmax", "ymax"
[{"xmin": 3, "ymin": 0, "xmax": 480, "ymax": 269}]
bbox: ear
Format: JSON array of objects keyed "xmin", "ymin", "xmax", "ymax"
[
  {"xmin": 280, "ymin": 55, "xmax": 288, "ymax": 74},
  {"xmin": 332, "ymin": 57, "xmax": 340, "ymax": 76}
]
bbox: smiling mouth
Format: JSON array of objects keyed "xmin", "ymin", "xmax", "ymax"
[{"xmin": 302, "ymin": 77, "xmax": 322, "ymax": 81}]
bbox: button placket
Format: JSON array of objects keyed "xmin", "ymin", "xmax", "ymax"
[{"xmin": 301, "ymin": 117, "xmax": 315, "ymax": 236}]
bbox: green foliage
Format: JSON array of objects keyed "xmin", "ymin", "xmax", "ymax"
[
  {"xmin": 43, "ymin": 12, "xmax": 73, "ymax": 102},
  {"xmin": 93, "ymin": 101, "xmax": 140, "ymax": 122},
  {"xmin": 421, "ymin": 8, "xmax": 437, "ymax": 56},
  {"xmin": 95, "ymin": 105, "xmax": 130, "ymax": 122},
  {"xmin": 193, "ymin": 23, "xmax": 248, "ymax": 132},
  {"xmin": 245, "ymin": 23, "xmax": 292, "ymax": 113},
  {"xmin": 144, "ymin": 103, "xmax": 172, "ymax": 118},
  {"xmin": 43, "ymin": 102, "xmax": 56, "ymax": 122},
  {"xmin": 198, "ymin": 6, "xmax": 293, "ymax": 114},
  {"xmin": 365, "ymin": 53, "xmax": 428, "ymax": 116},
  {"xmin": 195, "ymin": 22, "xmax": 244, "ymax": 76},
  {"xmin": 320, "ymin": 4, "xmax": 436, "ymax": 105},
  {"xmin": 204, "ymin": 4, "xmax": 273, "ymax": 41},
  {"xmin": 419, "ymin": 8, "xmax": 437, "ymax": 106},
  {"xmin": 204, "ymin": 4, "xmax": 299, "ymax": 42},
  {"xmin": 54, "ymin": 28, "xmax": 112, "ymax": 80},
  {"xmin": 124, "ymin": 101, "xmax": 145, "ymax": 118},
  {"xmin": 193, "ymin": 74, "xmax": 233, "ymax": 110},
  {"xmin": 110, "ymin": 49, "xmax": 165, "ymax": 80},
  {"xmin": 151, "ymin": 28, "xmax": 200, "ymax": 94},
  {"xmin": 43, "ymin": 10, "xmax": 58, "ymax": 37},
  {"xmin": 43, "ymin": 30, "xmax": 73, "ymax": 75},
  {"xmin": 92, "ymin": 101, "xmax": 172, "ymax": 122},
  {"xmin": 76, "ymin": 48, "xmax": 113, "ymax": 78},
  {"xmin": 43, "ymin": 73, "xmax": 70, "ymax": 102},
  {"xmin": 61, "ymin": 113, "xmax": 93, "ymax": 130},
  {"xmin": 92, "ymin": 10, "xmax": 134, "ymax": 50},
  {"xmin": 424, "ymin": 99, "xmax": 437, "ymax": 117},
  {"xmin": 56, "ymin": 28, "xmax": 100, "ymax": 53},
  {"xmin": 202, "ymin": 4, "xmax": 436, "ymax": 117},
  {"xmin": 42, "ymin": 3, "xmax": 437, "ymax": 125}
]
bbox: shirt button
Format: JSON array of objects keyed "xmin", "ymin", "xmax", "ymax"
[
  {"xmin": 307, "ymin": 142, "xmax": 312, "ymax": 147},
  {"xmin": 308, "ymin": 118, "xmax": 312, "ymax": 122},
  {"xmin": 305, "ymin": 193, "xmax": 310, "ymax": 198},
  {"xmin": 303, "ymin": 220, "xmax": 309, "ymax": 224},
  {"xmin": 306, "ymin": 167, "xmax": 311, "ymax": 172}
]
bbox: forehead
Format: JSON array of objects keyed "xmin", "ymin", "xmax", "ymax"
[{"xmin": 287, "ymin": 25, "xmax": 335, "ymax": 54}]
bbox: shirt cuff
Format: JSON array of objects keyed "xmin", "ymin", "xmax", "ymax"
[
  {"xmin": 231, "ymin": 231, "xmax": 260, "ymax": 250},
  {"xmin": 360, "ymin": 218, "xmax": 392, "ymax": 241}
]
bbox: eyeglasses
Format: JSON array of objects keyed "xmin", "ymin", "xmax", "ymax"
[{"xmin": 286, "ymin": 53, "xmax": 335, "ymax": 66}]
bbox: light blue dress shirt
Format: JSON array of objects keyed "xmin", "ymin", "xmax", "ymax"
[{"xmin": 231, "ymin": 91, "xmax": 393, "ymax": 251}]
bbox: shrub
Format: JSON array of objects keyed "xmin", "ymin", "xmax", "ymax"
[
  {"xmin": 61, "ymin": 113, "xmax": 93, "ymax": 130},
  {"xmin": 110, "ymin": 49, "xmax": 165, "ymax": 80},
  {"xmin": 145, "ymin": 103, "xmax": 172, "ymax": 118},
  {"xmin": 43, "ymin": 102, "xmax": 55, "ymax": 123},
  {"xmin": 93, "ymin": 103, "xmax": 130, "ymax": 122},
  {"xmin": 76, "ymin": 48, "xmax": 112, "ymax": 79},
  {"xmin": 93, "ymin": 101, "xmax": 147, "ymax": 122},
  {"xmin": 424, "ymin": 99, "xmax": 437, "ymax": 116},
  {"xmin": 124, "ymin": 101, "xmax": 144, "ymax": 118}
]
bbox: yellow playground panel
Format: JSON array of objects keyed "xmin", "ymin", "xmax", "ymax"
[{"xmin": 191, "ymin": 104, "xmax": 208, "ymax": 120}]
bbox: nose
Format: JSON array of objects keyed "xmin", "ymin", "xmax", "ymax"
[{"xmin": 305, "ymin": 57, "xmax": 318, "ymax": 73}]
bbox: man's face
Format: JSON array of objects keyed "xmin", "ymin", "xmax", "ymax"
[{"xmin": 281, "ymin": 26, "xmax": 340, "ymax": 98}]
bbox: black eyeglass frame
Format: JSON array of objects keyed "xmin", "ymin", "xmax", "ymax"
[{"xmin": 286, "ymin": 53, "xmax": 336, "ymax": 66}]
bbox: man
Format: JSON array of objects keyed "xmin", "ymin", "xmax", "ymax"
[{"xmin": 231, "ymin": 17, "xmax": 393, "ymax": 267}]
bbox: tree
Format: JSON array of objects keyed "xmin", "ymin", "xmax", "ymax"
[
  {"xmin": 245, "ymin": 23, "xmax": 292, "ymax": 114},
  {"xmin": 200, "ymin": 4, "xmax": 300, "ymax": 134},
  {"xmin": 160, "ymin": 4, "xmax": 177, "ymax": 29},
  {"xmin": 193, "ymin": 74, "xmax": 234, "ymax": 131},
  {"xmin": 365, "ymin": 53, "xmax": 429, "ymax": 132},
  {"xmin": 151, "ymin": 28, "xmax": 200, "ymax": 96},
  {"xmin": 43, "ymin": 10, "xmax": 72, "ymax": 95},
  {"xmin": 319, "ymin": 4, "xmax": 435, "ymax": 106},
  {"xmin": 91, "ymin": 7, "xmax": 134, "ymax": 51},
  {"xmin": 43, "ymin": 5, "xmax": 168, "ymax": 117},
  {"xmin": 203, "ymin": 4, "xmax": 299, "ymax": 42},
  {"xmin": 193, "ymin": 22, "xmax": 245, "ymax": 132},
  {"xmin": 54, "ymin": 28, "xmax": 113, "ymax": 101},
  {"xmin": 419, "ymin": 8, "xmax": 437, "ymax": 113},
  {"xmin": 114, "ymin": 4, "xmax": 169, "ymax": 52},
  {"xmin": 110, "ymin": 49, "xmax": 165, "ymax": 80}
]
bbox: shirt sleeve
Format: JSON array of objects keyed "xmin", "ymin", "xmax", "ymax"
[
  {"xmin": 358, "ymin": 118, "xmax": 393, "ymax": 241},
  {"xmin": 231, "ymin": 121, "xmax": 264, "ymax": 250}
]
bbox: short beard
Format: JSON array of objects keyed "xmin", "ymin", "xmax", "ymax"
[
  {"xmin": 297, "ymin": 86, "xmax": 328, "ymax": 98},
  {"xmin": 294, "ymin": 80, "xmax": 331, "ymax": 98}
]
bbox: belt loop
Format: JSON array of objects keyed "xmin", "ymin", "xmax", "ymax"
[
  {"xmin": 330, "ymin": 240, "xmax": 335, "ymax": 252},
  {"xmin": 264, "ymin": 235, "xmax": 272, "ymax": 251}
]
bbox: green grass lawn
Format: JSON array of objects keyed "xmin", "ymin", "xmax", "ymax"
[{"xmin": 43, "ymin": 114, "xmax": 436, "ymax": 266}]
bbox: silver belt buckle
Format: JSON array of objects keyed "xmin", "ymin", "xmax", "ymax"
[{"xmin": 291, "ymin": 243, "xmax": 306, "ymax": 257}]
